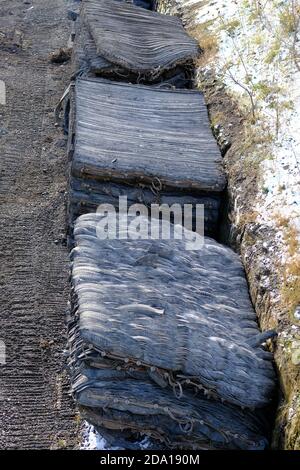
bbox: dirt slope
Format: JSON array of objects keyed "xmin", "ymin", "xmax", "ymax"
[{"xmin": 0, "ymin": 0, "xmax": 78, "ymax": 449}]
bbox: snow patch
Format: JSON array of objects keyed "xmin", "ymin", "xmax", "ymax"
[
  {"xmin": 81, "ymin": 423, "xmax": 108, "ymax": 450},
  {"xmin": 80, "ymin": 421, "xmax": 152, "ymax": 450},
  {"xmin": 166, "ymin": 0, "xmax": 300, "ymax": 263}
]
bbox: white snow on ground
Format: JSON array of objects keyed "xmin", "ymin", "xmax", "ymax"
[
  {"xmin": 160, "ymin": 0, "xmax": 300, "ymax": 293},
  {"xmin": 262, "ymin": 71, "xmax": 300, "ymax": 232},
  {"xmin": 80, "ymin": 421, "xmax": 152, "ymax": 450},
  {"xmin": 167, "ymin": 0, "xmax": 300, "ymax": 238},
  {"xmin": 81, "ymin": 423, "xmax": 109, "ymax": 450}
]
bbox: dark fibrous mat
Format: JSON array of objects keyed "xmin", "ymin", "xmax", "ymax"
[
  {"xmin": 70, "ymin": 0, "xmax": 196, "ymax": 86},
  {"xmin": 68, "ymin": 177, "xmax": 221, "ymax": 238},
  {"xmin": 72, "ymin": 17, "xmax": 192, "ymax": 88},
  {"xmin": 74, "ymin": 371, "xmax": 270, "ymax": 450},
  {"xmin": 71, "ymin": 10, "xmax": 193, "ymax": 87},
  {"xmin": 81, "ymin": 0, "xmax": 200, "ymax": 75},
  {"xmin": 67, "ymin": 213, "xmax": 276, "ymax": 449},
  {"xmin": 71, "ymin": 15, "xmax": 125, "ymax": 79},
  {"xmin": 72, "ymin": 78, "xmax": 225, "ymax": 191},
  {"xmin": 67, "ymin": 77, "xmax": 225, "ymax": 235}
]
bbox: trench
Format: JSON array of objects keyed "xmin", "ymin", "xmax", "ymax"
[
  {"xmin": 64, "ymin": 0, "xmax": 279, "ymax": 450},
  {"xmin": 149, "ymin": 0, "xmax": 279, "ymax": 443},
  {"xmin": 150, "ymin": 0, "xmax": 279, "ymax": 442}
]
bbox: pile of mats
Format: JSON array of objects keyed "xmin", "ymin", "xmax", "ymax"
[
  {"xmin": 71, "ymin": 0, "xmax": 199, "ymax": 85},
  {"xmin": 64, "ymin": 0, "xmax": 277, "ymax": 450},
  {"xmin": 67, "ymin": 213, "xmax": 276, "ymax": 449},
  {"xmin": 67, "ymin": 77, "xmax": 226, "ymax": 237}
]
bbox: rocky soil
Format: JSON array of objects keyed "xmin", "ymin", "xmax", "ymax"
[{"xmin": 0, "ymin": 0, "xmax": 78, "ymax": 449}]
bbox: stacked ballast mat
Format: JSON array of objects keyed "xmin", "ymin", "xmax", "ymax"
[
  {"xmin": 67, "ymin": 213, "xmax": 276, "ymax": 449},
  {"xmin": 65, "ymin": 0, "xmax": 277, "ymax": 450},
  {"xmin": 68, "ymin": 77, "xmax": 226, "ymax": 237},
  {"xmin": 71, "ymin": 0, "xmax": 199, "ymax": 86}
]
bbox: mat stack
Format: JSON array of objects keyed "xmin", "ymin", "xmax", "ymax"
[
  {"xmin": 65, "ymin": 0, "xmax": 276, "ymax": 450},
  {"xmin": 67, "ymin": 77, "xmax": 225, "ymax": 237},
  {"xmin": 67, "ymin": 213, "xmax": 276, "ymax": 449},
  {"xmin": 71, "ymin": 0, "xmax": 199, "ymax": 87}
]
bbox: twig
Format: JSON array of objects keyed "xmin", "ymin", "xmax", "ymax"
[{"xmin": 226, "ymin": 68, "xmax": 256, "ymax": 120}]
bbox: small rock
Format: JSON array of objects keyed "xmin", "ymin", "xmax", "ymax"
[
  {"xmin": 54, "ymin": 138, "xmax": 67, "ymax": 148},
  {"xmin": 49, "ymin": 48, "xmax": 72, "ymax": 64},
  {"xmin": 67, "ymin": 10, "xmax": 78, "ymax": 21},
  {"xmin": 294, "ymin": 306, "xmax": 300, "ymax": 321},
  {"xmin": 291, "ymin": 348, "xmax": 300, "ymax": 365},
  {"xmin": 13, "ymin": 30, "xmax": 23, "ymax": 48},
  {"xmin": 0, "ymin": 127, "xmax": 8, "ymax": 137}
]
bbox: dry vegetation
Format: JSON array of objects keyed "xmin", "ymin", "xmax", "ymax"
[
  {"xmin": 188, "ymin": 21, "xmax": 219, "ymax": 66},
  {"xmin": 273, "ymin": 214, "xmax": 300, "ymax": 318}
]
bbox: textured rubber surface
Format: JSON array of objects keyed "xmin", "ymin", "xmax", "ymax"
[
  {"xmin": 67, "ymin": 213, "xmax": 275, "ymax": 449},
  {"xmin": 71, "ymin": 11, "xmax": 193, "ymax": 86},
  {"xmin": 73, "ymin": 371, "xmax": 270, "ymax": 450},
  {"xmin": 72, "ymin": 15, "xmax": 118, "ymax": 76},
  {"xmin": 72, "ymin": 77, "xmax": 226, "ymax": 192},
  {"xmin": 69, "ymin": 213, "xmax": 275, "ymax": 409},
  {"xmin": 82, "ymin": 0, "xmax": 200, "ymax": 73},
  {"xmin": 69, "ymin": 177, "xmax": 221, "ymax": 237}
]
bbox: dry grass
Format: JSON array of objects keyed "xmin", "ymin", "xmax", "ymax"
[
  {"xmin": 275, "ymin": 216, "xmax": 300, "ymax": 315},
  {"xmin": 274, "ymin": 394, "xmax": 300, "ymax": 449},
  {"xmin": 57, "ymin": 439, "xmax": 67, "ymax": 449},
  {"xmin": 279, "ymin": 3, "xmax": 300, "ymax": 35},
  {"xmin": 276, "ymin": 216, "xmax": 300, "ymax": 257},
  {"xmin": 188, "ymin": 22, "xmax": 219, "ymax": 65},
  {"xmin": 210, "ymin": 110, "xmax": 226, "ymax": 128},
  {"xmin": 282, "ymin": 258, "xmax": 300, "ymax": 313},
  {"xmin": 237, "ymin": 210, "xmax": 259, "ymax": 228},
  {"xmin": 284, "ymin": 225, "xmax": 300, "ymax": 258},
  {"xmin": 275, "ymin": 214, "xmax": 290, "ymax": 229}
]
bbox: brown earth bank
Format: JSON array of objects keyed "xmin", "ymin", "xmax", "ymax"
[
  {"xmin": 200, "ymin": 72, "xmax": 300, "ymax": 449},
  {"xmin": 0, "ymin": 0, "xmax": 78, "ymax": 449},
  {"xmin": 157, "ymin": 0, "xmax": 300, "ymax": 450}
]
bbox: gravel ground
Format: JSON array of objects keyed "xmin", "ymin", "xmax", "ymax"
[{"xmin": 0, "ymin": 0, "xmax": 78, "ymax": 449}]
